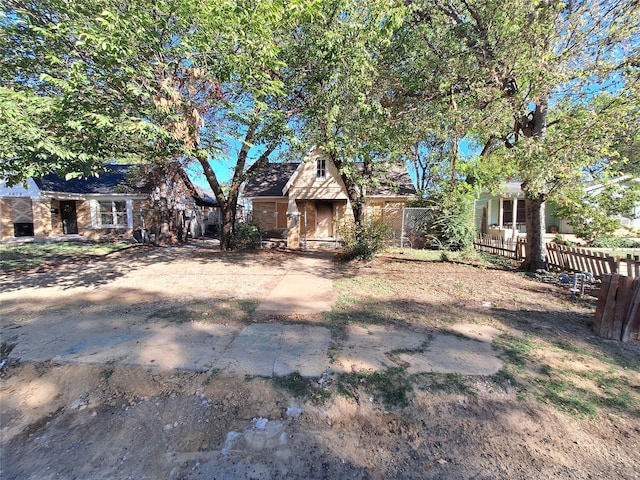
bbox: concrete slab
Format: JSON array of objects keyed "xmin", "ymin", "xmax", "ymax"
[
  {"xmin": 214, "ymin": 324, "xmax": 283, "ymax": 376},
  {"xmin": 396, "ymin": 324, "xmax": 503, "ymax": 376},
  {"xmin": 272, "ymin": 324, "xmax": 332, "ymax": 377},
  {"xmin": 332, "ymin": 324, "xmax": 428, "ymax": 373},
  {"xmin": 215, "ymin": 324, "xmax": 332, "ymax": 377},
  {"xmin": 255, "ymin": 252, "xmax": 337, "ymax": 316}
]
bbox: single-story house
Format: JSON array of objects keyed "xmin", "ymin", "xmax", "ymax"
[
  {"xmin": 474, "ymin": 178, "xmax": 640, "ymax": 240},
  {"xmin": 242, "ymin": 147, "xmax": 417, "ymax": 249},
  {"xmin": 0, "ymin": 164, "xmax": 218, "ymax": 242}
]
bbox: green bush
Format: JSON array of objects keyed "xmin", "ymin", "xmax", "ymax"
[
  {"xmin": 416, "ymin": 190, "xmax": 476, "ymax": 251},
  {"xmin": 590, "ymin": 236, "xmax": 639, "ymax": 249},
  {"xmin": 339, "ymin": 219, "xmax": 391, "ymax": 261},
  {"xmin": 233, "ymin": 222, "xmax": 262, "ymax": 249}
]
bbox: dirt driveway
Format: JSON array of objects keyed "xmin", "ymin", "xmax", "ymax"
[{"xmin": 1, "ymin": 242, "xmax": 639, "ymax": 479}]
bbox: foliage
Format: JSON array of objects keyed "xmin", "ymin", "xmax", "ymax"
[
  {"xmin": 589, "ymin": 237, "xmax": 640, "ymax": 249},
  {"xmin": 553, "ymin": 180, "xmax": 640, "ymax": 245},
  {"xmin": 338, "ymin": 219, "xmax": 392, "ymax": 261},
  {"xmin": 416, "ymin": 189, "xmax": 476, "ymax": 251},
  {"xmin": 232, "ymin": 222, "xmax": 262, "ymax": 250},
  {"xmin": 0, "ymin": 0, "xmax": 313, "ymax": 249}
]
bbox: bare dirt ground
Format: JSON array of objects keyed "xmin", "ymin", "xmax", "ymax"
[{"xmin": 1, "ymin": 243, "xmax": 639, "ymax": 479}]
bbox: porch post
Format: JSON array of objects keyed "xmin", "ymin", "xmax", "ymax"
[{"xmin": 512, "ymin": 197, "xmax": 518, "ymax": 241}]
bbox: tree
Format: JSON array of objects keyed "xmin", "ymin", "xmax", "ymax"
[
  {"xmin": 286, "ymin": 0, "xmax": 408, "ymax": 227},
  {"xmin": 398, "ymin": 0, "xmax": 640, "ymax": 270},
  {"xmin": 0, "ymin": 0, "xmax": 309, "ymax": 248}
]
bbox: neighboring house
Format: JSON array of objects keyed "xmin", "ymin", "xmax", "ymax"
[
  {"xmin": 242, "ymin": 147, "xmax": 417, "ymax": 249},
  {"xmin": 0, "ymin": 165, "xmax": 218, "ymax": 242},
  {"xmin": 474, "ymin": 178, "xmax": 640, "ymax": 240}
]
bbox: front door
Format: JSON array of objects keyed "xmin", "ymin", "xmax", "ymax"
[
  {"xmin": 60, "ymin": 201, "xmax": 78, "ymax": 234},
  {"xmin": 316, "ymin": 202, "xmax": 333, "ymax": 238}
]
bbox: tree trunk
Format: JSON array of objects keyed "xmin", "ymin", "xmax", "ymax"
[
  {"xmin": 156, "ymin": 180, "xmax": 172, "ymax": 245},
  {"xmin": 522, "ymin": 96, "xmax": 549, "ymax": 272},
  {"xmin": 220, "ymin": 204, "xmax": 235, "ymax": 250},
  {"xmin": 523, "ymin": 193, "xmax": 547, "ymax": 272}
]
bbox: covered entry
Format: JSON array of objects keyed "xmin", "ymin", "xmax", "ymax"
[{"xmin": 298, "ymin": 200, "xmax": 347, "ymax": 246}]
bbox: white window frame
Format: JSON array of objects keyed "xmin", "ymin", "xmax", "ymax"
[{"xmin": 91, "ymin": 199, "xmax": 133, "ymax": 228}]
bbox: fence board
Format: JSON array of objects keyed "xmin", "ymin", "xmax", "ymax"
[
  {"xmin": 622, "ymin": 281, "xmax": 640, "ymax": 342},
  {"xmin": 473, "ymin": 235, "xmax": 525, "ymax": 260},
  {"xmin": 624, "ymin": 255, "xmax": 640, "ymax": 277},
  {"xmin": 611, "ymin": 275, "xmax": 633, "ymax": 340},
  {"xmin": 600, "ymin": 274, "xmax": 620, "ymax": 337},
  {"xmin": 545, "ymin": 243, "xmax": 622, "ymax": 279},
  {"xmin": 593, "ymin": 275, "xmax": 611, "ymax": 335},
  {"xmin": 594, "ymin": 274, "xmax": 640, "ymax": 342}
]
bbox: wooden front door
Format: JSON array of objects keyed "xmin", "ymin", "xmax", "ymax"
[
  {"xmin": 316, "ymin": 202, "xmax": 333, "ymax": 238},
  {"xmin": 60, "ymin": 201, "xmax": 78, "ymax": 234}
]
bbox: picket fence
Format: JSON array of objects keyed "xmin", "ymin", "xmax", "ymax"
[
  {"xmin": 473, "ymin": 236, "xmax": 640, "ymax": 280},
  {"xmin": 473, "ymin": 235, "xmax": 527, "ymax": 260},
  {"xmin": 546, "ymin": 243, "xmax": 640, "ymax": 279}
]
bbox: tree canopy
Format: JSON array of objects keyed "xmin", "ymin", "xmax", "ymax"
[{"xmin": 2, "ymin": 0, "xmax": 639, "ymax": 259}]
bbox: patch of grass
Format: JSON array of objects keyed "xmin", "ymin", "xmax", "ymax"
[
  {"xmin": 336, "ymin": 367, "xmax": 413, "ymax": 408},
  {"xmin": 272, "ymin": 372, "xmax": 310, "ymax": 397},
  {"xmin": 491, "ymin": 367, "xmax": 521, "ymax": 393},
  {"xmin": 477, "ymin": 252, "xmax": 520, "ymax": 270},
  {"xmin": 535, "ymin": 377, "xmax": 598, "ymax": 417},
  {"xmin": 201, "ymin": 368, "xmax": 221, "ymax": 386},
  {"xmin": 554, "ymin": 341, "xmax": 640, "ymax": 372},
  {"xmin": 540, "ymin": 364, "xmax": 553, "ymax": 376},
  {"xmin": 416, "ymin": 372, "xmax": 477, "ymax": 396},
  {"xmin": 272, "ymin": 372, "xmax": 331, "ymax": 404},
  {"xmin": 0, "ymin": 241, "xmax": 130, "ymax": 272},
  {"xmin": 493, "ymin": 333, "xmax": 536, "ymax": 367},
  {"xmin": 101, "ymin": 362, "xmax": 115, "ymax": 383},
  {"xmin": 387, "ymin": 339, "xmax": 432, "ymax": 357},
  {"xmin": 146, "ymin": 300, "xmax": 258, "ymax": 325},
  {"xmin": 147, "ymin": 306, "xmax": 193, "ymax": 323}
]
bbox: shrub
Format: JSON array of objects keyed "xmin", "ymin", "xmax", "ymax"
[
  {"xmin": 590, "ymin": 236, "xmax": 639, "ymax": 249},
  {"xmin": 233, "ymin": 222, "xmax": 262, "ymax": 249},
  {"xmin": 420, "ymin": 190, "xmax": 476, "ymax": 251},
  {"xmin": 339, "ymin": 219, "xmax": 391, "ymax": 261}
]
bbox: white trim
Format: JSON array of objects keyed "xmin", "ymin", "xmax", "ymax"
[
  {"xmin": 91, "ymin": 199, "xmax": 133, "ymax": 229},
  {"xmin": 282, "ymin": 162, "xmax": 305, "ymax": 195},
  {"xmin": 246, "ymin": 196, "xmax": 288, "ymax": 201},
  {"xmin": 283, "ymin": 146, "xmax": 320, "ymax": 195},
  {"xmin": 40, "ymin": 191, "xmax": 147, "ymax": 201}
]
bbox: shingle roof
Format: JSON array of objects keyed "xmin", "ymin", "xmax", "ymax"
[
  {"xmin": 33, "ymin": 165, "xmax": 148, "ymax": 194},
  {"xmin": 364, "ymin": 163, "xmax": 417, "ymax": 196},
  {"xmin": 242, "ymin": 163, "xmax": 300, "ymax": 198},
  {"xmin": 242, "ymin": 161, "xmax": 416, "ymax": 198}
]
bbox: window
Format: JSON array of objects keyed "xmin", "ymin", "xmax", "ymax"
[
  {"xmin": 502, "ymin": 199, "xmax": 525, "ymax": 226},
  {"xmin": 316, "ymin": 158, "xmax": 326, "ymax": 179},
  {"xmin": 98, "ymin": 201, "xmax": 128, "ymax": 226}
]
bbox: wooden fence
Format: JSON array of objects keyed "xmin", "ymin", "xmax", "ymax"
[
  {"xmin": 546, "ymin": 244, "xmax": 640, "ymax": 279},
  {"xmin": 473, "ymin": 237, "xmax": 640, "ymax": 279},
  {"xmin": 593, "ymin": 274, "xmax": 640, "ymax": 342},
  {"xmin": 473, "ymin": 235, "xmax": 526, "ymax": 260}
]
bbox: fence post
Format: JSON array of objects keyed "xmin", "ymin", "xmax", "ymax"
[
  {"xmin": 611, "ymin": 256, "xmax": 621, "ymax": 274},
  {"xmin": 400, "ymin": 207, "xmax": 405, "ymax": 249}
]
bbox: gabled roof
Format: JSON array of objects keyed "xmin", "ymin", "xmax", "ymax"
[
  {"xmin": 243, "ymin": 163, "xmax": 300, "ymax": 198},
  {"xmin": 365, "ymin": 163, "xmax": 417, "ymax": 196},
  {"xmin": 192, "ymin": 186, "xmax": 219, "ymax": 207},
  {"xmin": 33, "ymin": 164, "xmax": 149, "ymax": 195},
  {"xmin": 243, "ymin": 161, "xmax": 417, "ymax": 198}
]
